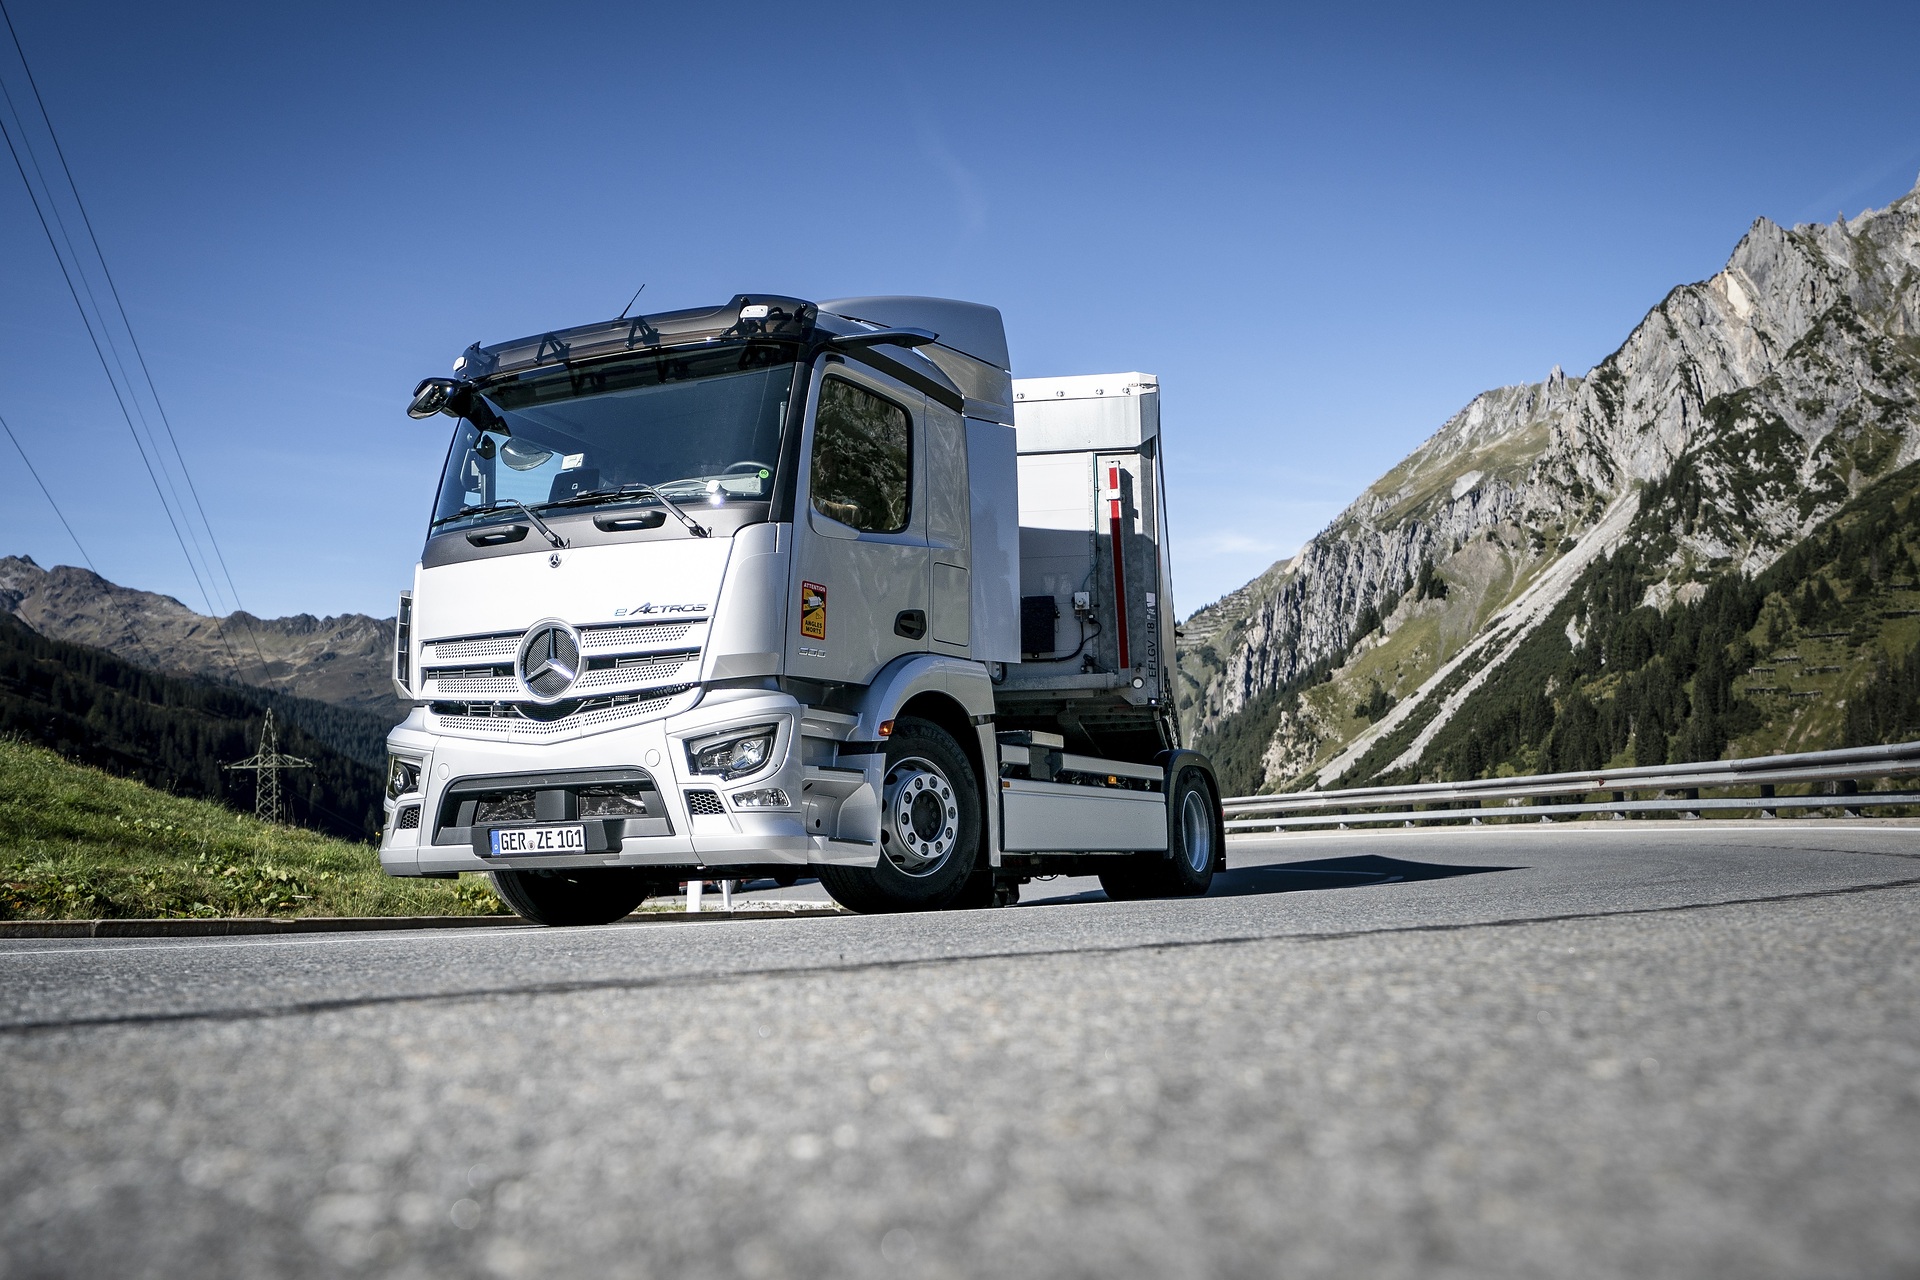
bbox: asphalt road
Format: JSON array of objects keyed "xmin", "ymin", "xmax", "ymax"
[{"xmin": 3, "ymin": 821, "xmax": 1918, "ymax": 1279}]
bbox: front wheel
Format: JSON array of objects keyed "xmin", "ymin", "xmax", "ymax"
[
  {"xmin": 1099, "ymin": 767, "xmax": 1220, "ymax": 901},
  {"xmin": 490, "ymin": 866, "xmax": 655, "ymax": 926},
  {"xmin": 819, "ymin": 717, "xmax": 982, "ymax": 913}
]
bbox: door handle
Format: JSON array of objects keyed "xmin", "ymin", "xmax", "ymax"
[
  {"xmin": 894, "ymin": 609, "xmax": 927, "ymax": 640},
  {"xmin": 466, "ymin": 525, "xmax": 530, "ymax": 547}
]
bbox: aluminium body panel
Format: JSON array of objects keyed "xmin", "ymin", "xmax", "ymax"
[
  {"xmin": 996, "ymin": 374, "xmax": 1178, "ymax": 757},
  {"xmin": 965, "ymin": 418, "xmax": 1021, "ymax": 663},
  {"xmin": 924, "ymin": 396, "xmax": 972, "ymax": 656},
  {"xmin": 1000, "ymin": 780, "xmax": 1168, "ymax": 853},
  {"xmin": 1009, "ymin": 373, "xmax": 1159, "ymax": 452}
]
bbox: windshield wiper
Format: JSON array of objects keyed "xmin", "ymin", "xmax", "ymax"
[
  {"xmin": 541, "ymin": 483, "xmax": 710, "ymax": 537},
  {"xmin": 432, "ymin": 499, "xmax": 567, "ymax": 549},
  {"xmin": 431, "ymin": 500, "xmax": 515, "ymax": 526}
]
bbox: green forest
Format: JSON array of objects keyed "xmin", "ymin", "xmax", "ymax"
[{"xmin": 0, "ymin": 613, "xmax": 390, "ymax": 839}]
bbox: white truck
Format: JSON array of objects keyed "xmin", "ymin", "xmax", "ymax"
[{"xmin": 380, "ymin": 295, "xmax": 1222, "ymax": 922}]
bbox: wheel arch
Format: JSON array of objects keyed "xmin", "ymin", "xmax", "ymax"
[
  {"xmin": 897, "ymin": 691, "xmax": 987, "ymax": 802},
  {"xmin": 845, "ymin": 654, "xmax": 999, "ymax": 865},
  {"xmin": 1157, "ymin": 748, "xmax": 1226, "ymax": 873}
]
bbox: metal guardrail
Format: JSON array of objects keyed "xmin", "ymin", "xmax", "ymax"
[{"xmin": 1222, "ymin": 740, "xmax": 1920, "ymax": 832}]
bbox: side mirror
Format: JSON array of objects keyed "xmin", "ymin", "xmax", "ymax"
[{"xmin": 408, "ymin": 377, "xmax": 462, "ymax": 419}]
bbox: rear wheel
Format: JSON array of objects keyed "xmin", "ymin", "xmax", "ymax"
[
  {"xmin": 490, "ymin": 866, "xmax": 655, "ymax": 926},
  {"xmin": 1098, "ymin": 767, "xmax": 1219, "ymax": 901},
  {"xmin": 819, "ymin": 717, "xmax": 981, "ymax": 913}
]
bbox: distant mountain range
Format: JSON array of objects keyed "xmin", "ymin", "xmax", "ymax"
[
  {"xmin": 1183, "ymin": 175, "xmax": 1920, "ymax": 793},
  {"xmin": 0, "ymin": 611, "xmax": 384, "ymax": 839},
  {"xmin": 0, "ymin": 556, "xmax": 398, "ymax": 832},
  {"xmin": 0, "ymin": 556, "xmax": 400, "ymax": 721}
]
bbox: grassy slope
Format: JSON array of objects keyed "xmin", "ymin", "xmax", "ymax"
[
  {"xmin": 1375, "ymin": 459, "xmax": 1920, "ymax": 786},
  {"xmin": 0, "ymin": 738, "xmax": 506, "ymax": 920}
]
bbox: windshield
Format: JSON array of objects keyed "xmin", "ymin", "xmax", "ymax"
[{"xmin": 430, "ymin": 349, "xmax": 799, "ymax": 533}]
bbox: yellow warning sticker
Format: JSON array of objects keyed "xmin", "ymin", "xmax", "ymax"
[{"xmin": 800, "ymin": 581, "xmax": 827, "ymax": 640}]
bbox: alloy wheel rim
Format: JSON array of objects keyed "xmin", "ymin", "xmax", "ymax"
[
  {"xmin": 881, "ymin": 756, "xmax": 961, "ymax": 877},
  {"xmin": 1180, "ymin": 787, "xmax": 1213, "ymax": 874}
]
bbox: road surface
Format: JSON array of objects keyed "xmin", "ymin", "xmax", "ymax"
[{"xmin": 3, "ymin": 821, "xmax": 1917, "ymax": 1278}]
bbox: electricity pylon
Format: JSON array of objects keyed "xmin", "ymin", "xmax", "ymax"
[{"xmin": 226, "ymin": 707, "xmax": 312, "ymax": 824}]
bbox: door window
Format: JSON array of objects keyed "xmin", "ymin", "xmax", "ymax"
[{"xmin": 811, "ymin": 377, "xmax": 911, "ymax": 534}]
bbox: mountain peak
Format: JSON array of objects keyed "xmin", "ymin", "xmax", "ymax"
[{"xmin": 1184, "ymin": 178, "xmax": 1920, "ymax": 793}]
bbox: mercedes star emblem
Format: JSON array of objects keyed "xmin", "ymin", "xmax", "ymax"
[{"xmin": 516, "ymin": 620, "xmax": 582, "ymax": 701}]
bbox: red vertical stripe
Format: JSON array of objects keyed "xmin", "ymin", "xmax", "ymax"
[{"xmin": 1109, "ymin": 507, "xmax": 1130, "ymax": 670}]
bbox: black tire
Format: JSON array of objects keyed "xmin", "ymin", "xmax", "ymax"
[
  {"xmin": 946, "ymin": 862, "xmax": 995, "ymax": 910},
  {"xmin": 1098, "ymin": 767, "xmax": 1220, "ymax": 901},
  {"xmin": 819, "ymin": 716, "xmax": 982, "ymax": 913},
  {"xmin": 490, "ymin": 866, "xmax": 655, "ymax": 926},
  {"xmin": 773, "ymin": 873, "xmax": 799, "ymax": 888}
]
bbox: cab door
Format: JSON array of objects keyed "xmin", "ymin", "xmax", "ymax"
[{"xmin": 788, "ymin": 358, "xmax": 930, "ymax": 686}]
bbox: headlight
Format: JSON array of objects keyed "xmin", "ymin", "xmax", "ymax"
[
  {"xmin": 687, "ymin": 725, "xmax": 778, "ymax": 780},
  {"xmin": 386, "ymin": 755, "xmax": 422, "ymax": 800}
]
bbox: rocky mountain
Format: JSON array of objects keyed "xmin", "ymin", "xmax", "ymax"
[
  {"xmin": 1184, "ymin": 176, "xmax": 1920, "ymax": 794},
  {"xmin": 0, "ymin": 556, "xmax": 401, "ymax": 722}
]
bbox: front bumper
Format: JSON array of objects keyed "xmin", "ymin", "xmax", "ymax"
[{"xmin": 379, "ymin": 689, "xmax": 867, "ymax": 877}]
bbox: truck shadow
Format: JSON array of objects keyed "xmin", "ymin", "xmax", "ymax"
[
  {"xmin": 1026, "ymin": 854, "xmax": 1518, "ymax": 905},
  {"xmin": 1202, "ymin": 854, "xmax": 1518, "ymax": 898}
]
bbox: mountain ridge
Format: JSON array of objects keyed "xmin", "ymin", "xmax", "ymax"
[
  {"xmin": 1184, "ymin": 176, "xmax": 1920, "ymax": 792},
  {"xmin": 0, "ymin": 555, "xmax": 401, "ymax": 721}
]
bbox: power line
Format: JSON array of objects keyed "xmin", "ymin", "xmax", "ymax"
[
  {"xmin": 0, "ymin": 408, "xmax": 95, "ymax": 573},
  {"xmin": 0, "ymin": 0, "xmax": 260, "ymax": 640},
  {"xmin": 0, "ymin": 55, "xmax": 210, "ymax": 600},
  {"xmin": 0, "ymin": 103, "xmax": 249, "ymax": 681},
  {"xmin": 0, "ymin": 1, "xmax": 279, "ymax": 688}
]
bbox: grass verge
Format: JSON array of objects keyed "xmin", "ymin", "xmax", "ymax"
[{"xmin": 0, "ymin": 737, "xmax": 506, "ymax": 920}]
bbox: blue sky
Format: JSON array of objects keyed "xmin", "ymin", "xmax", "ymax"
[{"xmin": 1, "ymin": 0, "xmax": 1917, "ymax": 621}]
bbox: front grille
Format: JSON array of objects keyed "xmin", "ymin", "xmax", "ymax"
[
  {"xmin": 456, "ymin": 784, "xmax": 658, "ymax": 823},
  {"xmin": 419, "ymin": 615, "xmax": 708, "ymax": 738},
  {"xmin": 433, "ymin": 768, "xmax": 673, "ymax": 845},
  {"xmin": 393, "ymin": 804, "xmax": 420, "ymax": 831},
  {"xmin": 577, "ymin": 783, "xmax": 656, "ymax": 818},
  {"xmin": 425, "ymin": 665, "xmax": 516, "ymax": 697},
  {"xmin": 685, "ymin": 790, "xmax": 724, "ymax": 816},
  {"xmin": 580, "ymin": 619, "xmax": 696, "ymax": 650},
  {"xmin": 575, "ymin": 650, "xmax": 700, "ymax": 691},
  {"xmin": 426, "ymin": 633, "xmax": 520, "ymax": 663},
  {"xmin": 426, "ymin": 618, "xmax": 701, "ymax": 665},
  {"xmin": 470, "ymin": 790, "xmax": 537, "ymax": 823},
  {"xmin": 430, "ymin": 688, "xmax": 691, "ymax": 737}
]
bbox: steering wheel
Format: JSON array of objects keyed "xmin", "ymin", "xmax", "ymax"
[{"xmin": 724, "ymin": 460, "xmax": 774, "ymax": 475}]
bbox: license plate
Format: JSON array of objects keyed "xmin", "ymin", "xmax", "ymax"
[{"xmin": 489, "ymin": 825, "xmax": 587, "ymax": 856}]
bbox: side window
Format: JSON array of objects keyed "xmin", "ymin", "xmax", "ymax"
[{"xmin": 811, "ymin": 377, "xmax": 911, "ymax": 534}]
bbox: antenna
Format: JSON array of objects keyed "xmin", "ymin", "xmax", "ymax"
[
  {"xmin": 617, "ymin": 282, "xmax": 647, "ymax": 319},
  {"xmin": 225, "ymin": 707, "xmax": 312, "ymax": 824}
]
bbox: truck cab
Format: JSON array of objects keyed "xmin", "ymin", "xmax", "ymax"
[{"xmin": 380, "ymin": 294, "xmax": 1222, "ymax": 922}]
